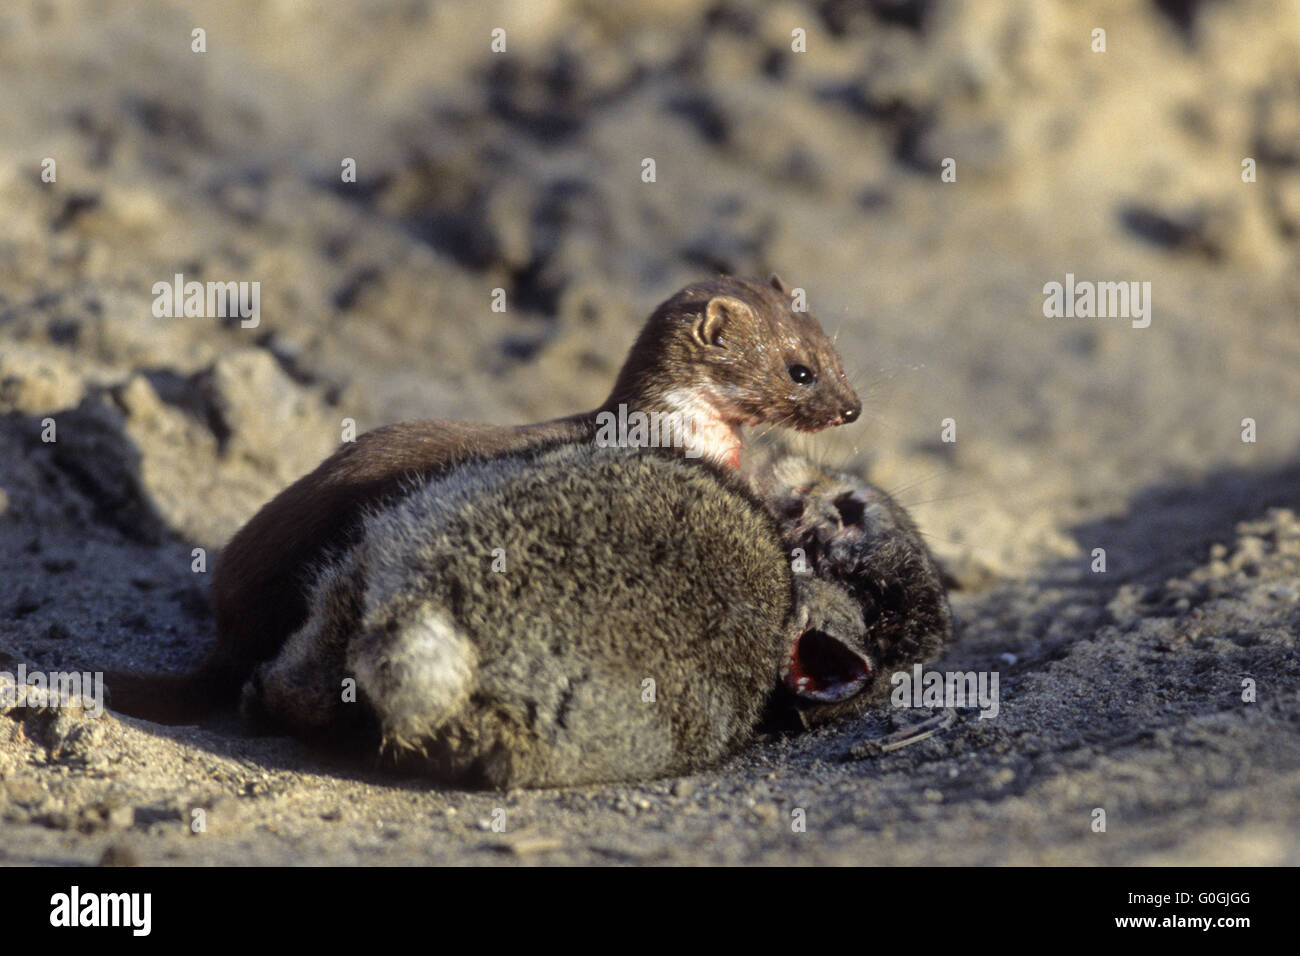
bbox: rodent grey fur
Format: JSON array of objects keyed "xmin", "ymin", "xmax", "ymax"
[
  {"xmin": 243, "ymin": 443, "xmax": 952, "ymax": 789},
  {"xmin": 243, "ymin": 443, "xmax": 801, "ymax": 788}
]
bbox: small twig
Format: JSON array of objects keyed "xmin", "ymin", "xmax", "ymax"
[
  {"xmin": 850, "ymin": 709, "xmax": 956, "ymax": 759},
  {"xmin": 490, "ymin": 836, "xmax": 566, "ymax": 857}
]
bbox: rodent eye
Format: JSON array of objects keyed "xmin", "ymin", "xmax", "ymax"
[{"xmin": 788, "ymin": 363, "xmax": 815, "ymax": 385}]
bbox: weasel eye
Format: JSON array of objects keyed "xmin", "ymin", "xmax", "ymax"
[{"xmin": 788, "ymin": 363, "xmax": 815, "ymax": 385}]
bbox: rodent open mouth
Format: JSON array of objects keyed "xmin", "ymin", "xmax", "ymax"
[{"xmin": 782, "ymin": 629, "xmax": 873, "ymax": 703}]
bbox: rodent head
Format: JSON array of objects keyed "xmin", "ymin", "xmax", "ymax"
[
  {"xmin": 757, "ymin": 454, "xmax": 954, "ymax": 727},
  {"xmin": 783, "ymin": 576, "xmax": 873, "ymax": 709},
  {"xmin": 602, "ymin": 275, "xmax": 862, "ymax": 464}
]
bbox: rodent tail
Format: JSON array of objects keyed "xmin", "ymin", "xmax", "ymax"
[{"xmin": 104, "ymin": 657, "xmax": 244, "ymax": 724}]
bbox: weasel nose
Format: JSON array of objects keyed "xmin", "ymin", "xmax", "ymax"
[{"xmin": 841, "ymin": 401, "xmax": 861, "ymax": 423}]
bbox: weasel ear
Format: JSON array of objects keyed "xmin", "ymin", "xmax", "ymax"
[
  {"xmin": 768, "ymin": 273, "xmax": 792, "ymax": 296},
  {"xmin": 696, "ymin": 295, "xmax": 752, "ymax": 348}
]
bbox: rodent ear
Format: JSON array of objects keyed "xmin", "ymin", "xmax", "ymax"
[
  {"xmin": 768, "ymin": 274, "xmax": 792, "ymax": 296},
  {"xmin": 696, "ymin": 295, "xmax": 752, "ymax": 348}
]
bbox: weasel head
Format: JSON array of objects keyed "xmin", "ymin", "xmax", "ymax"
[{"xmin": 605, "ymin": 276, "xmax": 861, "ymax": 461}]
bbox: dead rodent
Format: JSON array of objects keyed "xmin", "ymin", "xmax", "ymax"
[
  {"xmin": 107, "ymin": 274, "xmax": 861, "ymax": 723},
  {"xmin": 239, "ymin": 444, "xmax": 952, "ymax": 789},
  {"xmin": 751, "ymin": 451, "xmax": 953, "ymax": 731},
  {"xmin": 239, "ymin": 443, "xmax": 863, "ymax": 788}
]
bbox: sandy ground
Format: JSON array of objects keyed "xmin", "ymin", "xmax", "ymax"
[{"xmin": 1, "ymin": 0, "xmax": 1298, "ymax": 865}]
